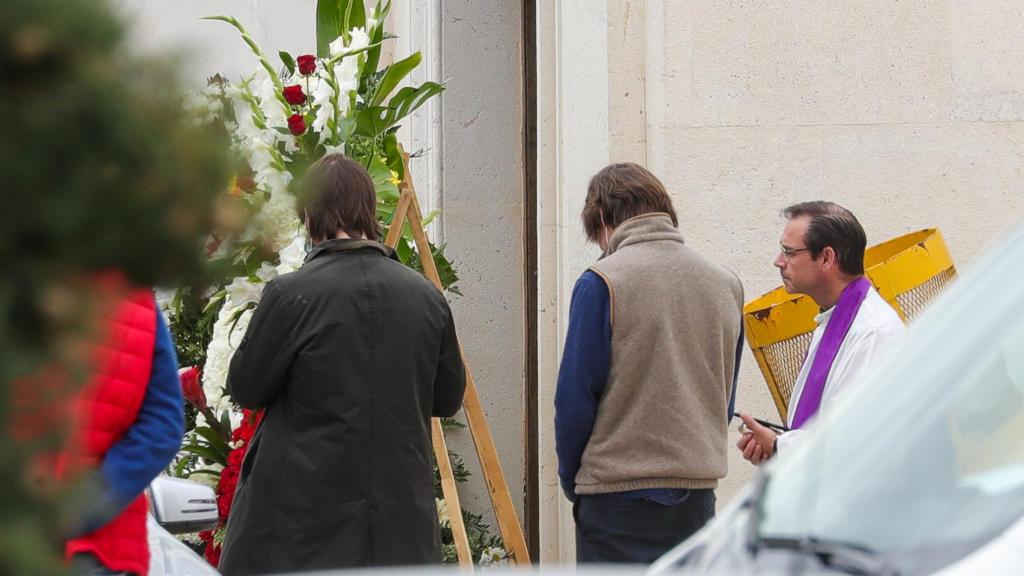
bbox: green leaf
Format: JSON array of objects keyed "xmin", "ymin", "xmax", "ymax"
[
  {"xmin": 173, "ymin": 454, "xmax": 197, "ymax": 478},
  {"xmin": 421, "ymin": 210, "xmax": 439, "ymax": 227},
  {"xmin": 195, "ymin": 426, "xmax": 231, "ymax": 457},
  {"xmin": 279, "ymin": 51, "xmax": 296, "ymax": 76},
  {"xmin": 228, "ymin": 302, "xmax": 256, "ymax": 335},
  {"xmin": 343, "ymin": 0, "xmax": 365, "ymax": 31},
  {"xmin": 432, "ymin": 243, "xmax": 460, "ymax": 293},
  {"xmin": 316, "ymin": 0, "xmax": 342, "ymax": 57},
  {"xmin": 181, "ymin": 443, "xmax": 228, "ymax": 467},
  {"xmin": 375, "ymin": 181, "xmax": 400, "ymax": 203},
  {"xmin": 354, "ymin": 105, "xmax": 392, "ymax": 138},
  {"xmin": 388, "ymin": 82, "xmax": 444, "ymax": 124},
  {"xmin": 368, "ymin": 156, "xmax": 399, "ymax": 202},
  {"xmin": 316, "ymin": 0, "xmax": 366, "ymax": 57},
  {"xmin": 440, "ymin": 416, "xmax": 465, "ymax": 430},
  {"xmin": 337, "ymin": 116, "xmax": 357, "ymax": 143},
  {"xmin": 355, "ymin": 83, "xmax": 444, "ymax": 139},
  {"xmin": 220, "ymin": 410, "xmax": 232, "ymax": 438},
  {"xmin": 186, "ymin": 468, "xmax": 223, "ymax": 478},
  {"xmin": 383, "ymin": 132, "xmax": 403, "ymax": 179},
  {"xmin": 202, "ymin": 291, "xmax": 227, "ymax": 315},
  {"xmin": 395, "ymin": 237, "xmax": 413, "ymax": 264},
  {"xmin": 372, "ymin": 52, "xmax": 422, "ymax": 106},
  {"xmin": 361, "ymin": 1, "xmax": 390, "ymax": 84}
]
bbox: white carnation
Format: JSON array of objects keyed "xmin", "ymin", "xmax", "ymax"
[{"xmin": 202, "ymin": 298, "xmax": 253, "ymax": 417}]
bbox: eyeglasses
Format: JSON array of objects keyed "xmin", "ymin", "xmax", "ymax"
[{"xmin": 779, "ymin": 245, "xmax": 812, "ymax": 260}]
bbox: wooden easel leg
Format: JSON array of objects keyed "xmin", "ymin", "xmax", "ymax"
[
  {"xmin": 385, "ymin": 192, "xmax": 473, "ymax": 567},
  {"xmin": 390, "ymin": 151, "xmax": 531, "ymax": 566},
  {"xmin": 432, "ymin": 417, "xmax": 474, "ymax": 569}
]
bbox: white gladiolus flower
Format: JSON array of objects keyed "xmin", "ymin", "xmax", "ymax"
[
  {"xmin": 255, "ymin": 262, "xmax": 279, "ymax": 283},
  {"xmin": 277, "ymin": 234, "xmax": 307, "ymax": 275},
  {"xmin": 258, "ymin": 77, "xmax": 288, "ymax": 129},
  {"xmin": 225, "ymin": 277, "xmax": 263, "ymax": 308},
  {"xmin": 328, "ymin": 36, "xmax": 347, "ymax": 57},
  {"xmin": 247, "ymin": 139, "xmax": 274, "ymax": 175},
  {"xmin": 322, "ymin": 142, "xmax": 346, "ymax": 157},
  {"xmin": 349, "ymin": 27, "xmax": 370, "ymax": 52},
  {"xmin": 256, "ymin": 167, "xmax": 293, "ymax": 197},
  {"xmin": 311, "ymin": 72, "xmax": 336, "ymax": 140}
]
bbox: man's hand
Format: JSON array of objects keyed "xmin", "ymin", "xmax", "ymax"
[{"xmin": 736, "ymin": 413, "xmax": 777, "ymax": 465}]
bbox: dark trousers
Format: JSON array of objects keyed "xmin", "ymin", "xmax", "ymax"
[{"xmin": 574, "ymin": 490, "xmax": 715, "ymax": 564}]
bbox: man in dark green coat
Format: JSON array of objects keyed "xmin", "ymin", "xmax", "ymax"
[{"xmin": 219, "ymin": 154, "xmax": 466, "ymax": 575}]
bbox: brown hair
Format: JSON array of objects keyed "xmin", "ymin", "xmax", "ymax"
[
  {"xmin": 297, "ymin": 154, "xmax": 380, "ymax": 242},
  {"xmin": 581, "ymin": 162, "xmax": 678, "ymax": 242},
  {"xmin": 783, "ymin": 201, "xmax": 866, "ymax": 276}
]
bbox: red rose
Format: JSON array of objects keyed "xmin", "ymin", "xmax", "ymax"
[
  {"xmin": 282, "ymin": 84, "xmax": 307, "ymax": 106},
  {"xmin": 178, "ymin": 366, "xmax": 207, "ymax": 411},
  {"xmin": 297, "ymin": 54, "xmax": 317, "ymax": 75},
  {"xmin": 287, "ymin": 113, "xmax": 306, "ymax": 135},
  {"xmin": 200, "ymin": 529, "xmax": 221, "ymax": 567}
]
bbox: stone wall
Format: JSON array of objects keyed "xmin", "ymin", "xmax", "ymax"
[{"xmin": 538, "ymin": 0, "xmax": 1024, "ymax": 563}]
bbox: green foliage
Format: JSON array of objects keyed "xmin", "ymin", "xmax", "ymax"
[
  {"xmin": 0, "ymin": 0, "xmax": 229, "ymax": 572},
  {"xmin": 316, "ymin": 0, "xmax": 366, "ymax": 57},
  {"xmin": 169, "ymin": 287, "xmax": 220, "ymax": 370}
]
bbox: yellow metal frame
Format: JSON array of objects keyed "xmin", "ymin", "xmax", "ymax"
[
  {"xmin": 864, "ymin": 229, "xmax": 955, "ymax": 323},
  {"xmin": 745, "ymin": 229, "xmax": 956, "ymax": 420}
]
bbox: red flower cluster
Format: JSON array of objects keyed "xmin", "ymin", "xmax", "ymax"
[
  {"xmin": 297, "ymin": 54, "xmax": 316, "ymax": 76},
  {"xmin": 178, "ymin": 366, "xmax": 206, "ymax": 411},
  {"xmin": 198, "ymin": 408, "xmax": 264, "ymax": 568}
]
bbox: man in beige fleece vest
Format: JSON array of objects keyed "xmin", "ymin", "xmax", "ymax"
[{"xmin": 555, "ymin": 163, "xmax": 744, "ymax": 564}]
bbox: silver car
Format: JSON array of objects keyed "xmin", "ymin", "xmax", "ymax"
[{"xmin": 147, "ymin": 476, "xmax": 220, "ymax": 576}]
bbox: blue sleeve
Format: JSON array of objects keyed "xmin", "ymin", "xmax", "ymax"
[
  {"xmin": 727, "ymin": 323, "xmax": 744, "ymax": 421},
  {"xmin": 100, "ymin": 308, "xmax": 185, "ymax": 509},
  {"xmin": 554, "ymin": 271, "xmax": 611, "ymax": 503}
]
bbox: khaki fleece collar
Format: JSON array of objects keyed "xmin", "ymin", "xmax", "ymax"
[{"xmin": 602, "ymin": 213, "xmax": 684, "ymax": 258}]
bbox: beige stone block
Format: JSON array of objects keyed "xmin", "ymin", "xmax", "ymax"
[
  {"xmin": 609, "ymin": 0, "xmax": 648, "ymax": 163},
  {"xmin": 655, "ymin": 1, "xmax": 697, "ymax": 130},
  {"xmin": 820, "ymin": 123, "xmax": 1024, "ymax": 265},
  {"xmin": 951, "ymin": 0, "xmax": 1024, "ymax": 121},
  {"xmin": 660, "ymin": 126, "xmax": 823, "ymax": 274},
  {"xmin": 685, "ymin": 0, "xmax": 953, "ymax": 126}
]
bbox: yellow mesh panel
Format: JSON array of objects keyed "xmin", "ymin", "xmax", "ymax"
[
  {"xmin": 760, "ymin": 331, "xmax": 813, "ymax": 415},
  {"xmin": 895, "ymin": 268, "xmax": 956, "ymax": 322}
]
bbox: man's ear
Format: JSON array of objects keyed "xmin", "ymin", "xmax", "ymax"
[{"xmin": 820, "ymin": 246, "xmax": 837, "ymax": 270}]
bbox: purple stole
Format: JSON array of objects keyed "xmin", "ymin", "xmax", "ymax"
[{"xmin": 791, "ymin": 276, "xmax": 872, "ymax": 429}]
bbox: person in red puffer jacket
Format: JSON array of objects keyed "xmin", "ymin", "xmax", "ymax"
[{"xmin": 57, "ymin": 284, "xmax": 184, "ymax": 576}]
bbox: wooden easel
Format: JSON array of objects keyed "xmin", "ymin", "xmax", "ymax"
[{"xmin": 383, "ymin": 153, "xmax": 530, "ymax": 568}]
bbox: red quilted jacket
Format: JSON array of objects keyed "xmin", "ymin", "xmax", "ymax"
[{"xmin": 61, "ymin": 288, "xmax": 157, "ymax": 575}]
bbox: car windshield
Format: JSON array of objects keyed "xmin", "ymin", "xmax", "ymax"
[{"xmin": 757, "ymin": 221, "xmax": 1024, "ymax": 574}]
